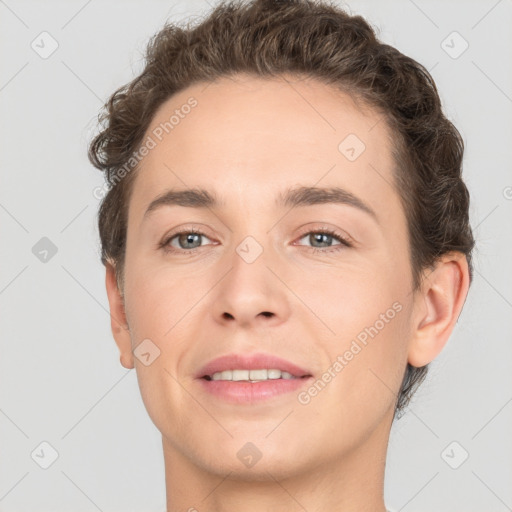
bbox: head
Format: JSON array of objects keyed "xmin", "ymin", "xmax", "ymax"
[{"xmin": 89, "ymin": 0, "xmax": 474, "ymax": 479}]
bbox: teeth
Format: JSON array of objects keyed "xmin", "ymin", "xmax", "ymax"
[{"xmin": 209, "ymin": 369, "xmax": 297, "ymax": 381}]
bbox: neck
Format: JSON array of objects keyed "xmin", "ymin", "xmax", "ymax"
[{"xmin": 163, "ymin": 414, "xmax": 391, "ymax": 512}]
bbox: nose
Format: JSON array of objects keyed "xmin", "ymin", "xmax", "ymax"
[
  {"xmin": 211, "ymin": 244, "xmax": 291, "ymax": 330},
  {"xmin": 221, "ymin": 310, "xmax": 275, "ymax": 321}
]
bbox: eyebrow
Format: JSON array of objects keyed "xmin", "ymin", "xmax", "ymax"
[{"xmin": 143, "ymin": 185, "xmax": 378, "ymax": 222}]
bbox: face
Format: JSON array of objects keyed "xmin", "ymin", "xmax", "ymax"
[{"xmin": 117, "ymin": 74, "xmax": 418, "ymax": 478}]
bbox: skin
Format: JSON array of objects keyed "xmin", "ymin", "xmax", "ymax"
[{"xmin": 105, "ymin": 73, "xmax": 470, "ymax": 512}]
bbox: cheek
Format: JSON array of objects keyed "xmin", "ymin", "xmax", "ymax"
[
  {"xmin": 122, "ymin": 264, "xmax": 196, "ymax": 436},
  {"xmin": 309, "ymin": 305, "xmax": 409, "ymax": 445},
  {"xmin": 123, "ymin": 252, "xmax": 184, "ymax": 339},
  {"xmin": 317, "ymin": 265, "xmax": 410, "ymax": 413}
]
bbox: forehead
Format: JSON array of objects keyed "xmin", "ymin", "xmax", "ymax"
[{"xmin": 128, "ymin": 74, "xmax": 401, "ymax": 225}]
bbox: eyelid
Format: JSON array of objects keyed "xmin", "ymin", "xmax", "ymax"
[
  {"xmin": 159, "ymin": 226, "xmax": 214, "ymax": 252},
  {"xmin": 159, "ymin": 224, "xmax": 354, "ymax": 254},
  {"xmin": 293, "ymin": 226, "xmax": 354, "ymax": 249}
]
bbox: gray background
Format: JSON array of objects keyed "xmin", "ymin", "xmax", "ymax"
[{"xmin": 0, "ymin": 0, "xmax": 511, "ymax": 510}]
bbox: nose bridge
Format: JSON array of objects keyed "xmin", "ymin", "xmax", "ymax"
[
  {"xmin": 228, "ymin": 204, "xmax": 283, "ymax": 280},
  {"xmin": 229, "ymin": 229, "xmax": 273, "ymax": 296},
  {"xmin": 235, "ymin": 233, "xmax": 267, "ymax": 266},
  {"xmin": 225, "ymin": 195, "xmax": 277, "ymax": 268},
  {"xmin": 211, "ymin": 222, "xmax": 290, "ymax": 327}
]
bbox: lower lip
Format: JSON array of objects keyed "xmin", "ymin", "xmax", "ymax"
[{"xmin": 197, "ymin": 377, "xmax": 312, "ymax": 404}]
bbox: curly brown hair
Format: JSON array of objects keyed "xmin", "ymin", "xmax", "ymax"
[{"xmin": 88, "ymin": 0, "xmax": 475, "ymax": 416}]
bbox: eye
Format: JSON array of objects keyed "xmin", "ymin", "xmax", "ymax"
[
  {"xmin": 159, "ymin": 227, "xmax": 353, "ymax": 255},
  {"xmin": 160, "ymin": 229, "xmax": 213, "ymax": 254},
  {"xmin": 295, "ymin": 228, "xmax": 353, "ymax": 253}
]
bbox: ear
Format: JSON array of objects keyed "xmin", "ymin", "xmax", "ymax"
[
  {"xmin": 105, "ymin": 262, "xmax": 134, "ymax": 369},
  {"xmin": 408, "ymin": 251, "xmax": 470, "ymax": 367}
]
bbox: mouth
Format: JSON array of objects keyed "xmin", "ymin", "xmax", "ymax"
[
  {"xmin": 196, "ymin": 352, "xmax": 312, "ymax": 381},
  {"xmin": 195, "ymin": 352, "xmax": 313, "ymax": 403},
  {"xmin": 198, "ymin": 373, "xmax": 313, "ymax": 404},
  {"xmin": 201, "ymin": 368, "xmax": 312, "ymax": 382}
]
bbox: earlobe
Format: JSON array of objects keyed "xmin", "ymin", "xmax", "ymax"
[
  {"xmin": 408, "ymin": 252, "xmax": 470, "ymax": 367},
  {"xmin": 105, "ymin": 262, "xmax": 134, "ymax": 369}
]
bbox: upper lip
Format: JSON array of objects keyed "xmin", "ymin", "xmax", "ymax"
[{"xmin": 196, "ymin": 352, "xmax": 312, "ymax": 379}]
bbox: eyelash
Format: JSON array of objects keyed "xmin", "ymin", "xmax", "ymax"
[{"xmin": 159, "ymin": 227, "xmax": 353, "ymax": 256}]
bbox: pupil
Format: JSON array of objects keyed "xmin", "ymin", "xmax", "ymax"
[
  {"xmin": 180, "ymin": 233, "xmax": 200, "ymax": 249},
  {"xmin": 312, "ymin": 233, "xmax": 330, "ymax": 247}
]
